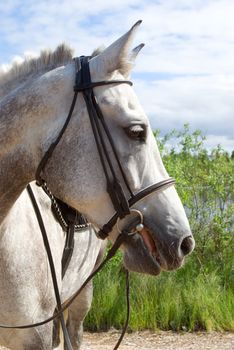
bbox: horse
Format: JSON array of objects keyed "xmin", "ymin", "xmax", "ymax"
[{"xmin": 0, "ymin": 21, "xmax": 195, "ymax": 350}]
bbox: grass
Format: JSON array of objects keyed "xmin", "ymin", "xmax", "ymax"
[{"xmin": 84, "ymin": 252, "xmax": 234, "ymax": 332}]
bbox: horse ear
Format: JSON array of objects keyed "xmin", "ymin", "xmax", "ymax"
[
  {"xmin": 129, "ymin": 43, "xmax": 145, "ymax": 61},
  {"xmin": 123, "ymin": 43, "xmax": 145, "ymax": 79},
  {"xmin": 92, "ymin": 20, "xmax": 143, "ymax": 77}
]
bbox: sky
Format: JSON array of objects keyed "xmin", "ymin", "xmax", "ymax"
[{"xmin": 1, "ymin": 0, "xmax": 234, "ymax": 152}]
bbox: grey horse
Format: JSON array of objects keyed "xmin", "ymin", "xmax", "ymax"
[{"xmin": 0, "ymin": 21, "xmax": 195, "ymax": 349}]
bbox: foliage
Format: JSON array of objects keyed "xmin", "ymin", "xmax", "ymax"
[{"xmin": 85, "ymin": 125, "xmax": 234, "ymax": 332}]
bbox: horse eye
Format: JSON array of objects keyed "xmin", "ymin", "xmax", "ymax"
[{"xmin": 125, "ymin": 125, "xmax": 146, "ymax": 141}]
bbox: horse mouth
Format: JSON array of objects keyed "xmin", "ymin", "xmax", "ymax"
[
  {"xmin": 122, "ymin": 219, "xmax": 185, "ymax": 274},
  {"xmin": 121, "ymin": 218, "xmax": 164, "ymax": 274},
  {"xmin": 138, "ymin": 227, "xmax": 162, "ymax": 268}
]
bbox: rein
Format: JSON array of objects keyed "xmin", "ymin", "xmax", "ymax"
[
  {"xmin": 26, "ymin": 184, "xmax": 73, "ymax": 350},
  {"xmin": 0, "ymin": 183, "xmax": 133, "ymax": 350}
]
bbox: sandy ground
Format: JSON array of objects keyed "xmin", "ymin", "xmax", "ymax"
[
  {"xmin": 0, "ymin": 331, "xmax": 233, "ymax": 349},
  {"xmin": 82, "ymin": 331, "xmax": 234, "ymax": 350}
]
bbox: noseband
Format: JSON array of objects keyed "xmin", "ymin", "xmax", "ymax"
[{"xmin": 36, "ymin": 56, "xmax": 175, "ymax": 238}]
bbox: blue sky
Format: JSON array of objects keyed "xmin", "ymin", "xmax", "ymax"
[{"xmin": 1, "ymin": 0, "xmax": 234, "ymax": 151}]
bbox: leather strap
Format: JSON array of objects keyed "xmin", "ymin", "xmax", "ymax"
[
  {"xmin": 61, "ymin": 223, "xmax": 75, "ymax": 278},
  {"xmin": 26, "ymin": 184, "xmax": 73, "ymax": 350},
  {"xmin": 35, "ymin": 90, "xmax": 79, "ymax": 186},
  {"xmin": 75, "ymin": 56, "xmax": 133, "ymax": 218},
  {"xmin": 98, "ymin": 177, "xmax": 176, "ymax": 239}
]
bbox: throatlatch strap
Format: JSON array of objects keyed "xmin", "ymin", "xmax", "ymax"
[{"xmin": 35, "ymin": 91, "xmax": 78, "ymax": 186}]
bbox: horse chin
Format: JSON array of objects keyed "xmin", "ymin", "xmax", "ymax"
[{"xmin": 122, "ymin": 233, "xmax": 162, "ymax": 276}]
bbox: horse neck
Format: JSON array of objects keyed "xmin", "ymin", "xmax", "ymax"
[{"xmin": 0, "ymin": 64, "xmax": 75, "ymax": 224}]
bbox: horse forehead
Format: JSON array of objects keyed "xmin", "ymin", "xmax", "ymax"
[
  {"xmin": 96, "ymin": 84, "xmax": 146, "ymax": 120},
  {"xmin": 100, "ymin": 82, "xmax": 134, "ymax": 100}
]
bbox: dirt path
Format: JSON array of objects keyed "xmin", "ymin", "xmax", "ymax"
[
  {"xmin": 82, "ymin": 331, "xmax": 234, "ymax": 350},
  {"xmin": 1, "ymin": 331, "xmax": 233, "ymax": 349}
]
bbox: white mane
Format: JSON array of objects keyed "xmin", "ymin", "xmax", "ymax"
[{"xmin": 0, "ymin": 44, "xmax": 73, "ymax": 98}]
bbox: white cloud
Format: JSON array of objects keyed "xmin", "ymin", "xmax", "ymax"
[
  {"xmin": 1, "ymin": 0, "xmax": 234, "ymax": 151},
  {"xmin": 133, "ymin": 74, "xmax": 234, "ymax": 151},
  {"xmin": 134, "ymin": 74, "xmax": 234, "ymax": 127},
  {"xmin": 204, "ymin": 134, "xmax": 234, "ymax": 152}
]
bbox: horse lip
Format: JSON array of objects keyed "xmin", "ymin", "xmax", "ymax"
[
  {"xmin": 122, "ymin": 220, "xmax": 185, "ymax": 272},
  {"xmin": 131, "ymin": 223, "xmax": 163, "ymax": 270},
  {"xmin": 139, "ymin": 225, "xmax": 174, "ymax": 271},
  {"xmin": 139, "ymin": 227, "xmax": 163, "ymax": 267},
  {"xmin": 121, "ymin": 219, "xmax": 163, "ymax": 272}
]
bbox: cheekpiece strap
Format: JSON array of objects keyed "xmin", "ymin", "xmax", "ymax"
[{"xmin": 74, "ymin": 56, "xmax": 132, "ymax": 221}]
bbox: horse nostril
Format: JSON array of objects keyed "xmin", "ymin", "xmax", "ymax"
[{"xmin": 180, "ymin": 235, "xmax": 195, "ymax": 256}]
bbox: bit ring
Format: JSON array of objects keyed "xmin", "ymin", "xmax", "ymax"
[{"xmin": 116, "ymin": 209, "xmax": 144, "ymax": 234}]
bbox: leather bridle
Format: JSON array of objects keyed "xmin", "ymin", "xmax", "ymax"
[
  {"xmin": 36, "ymin": 55, "xmax": 176, "ymax": 237},
  {"xmin": 0, "ymin": 56, "xmax": 176, "ymax": 349}
]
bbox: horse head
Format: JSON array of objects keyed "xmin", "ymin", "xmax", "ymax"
[{"xmin": 36, "ymin": 21, "xmax": 195, "ymax": 275}]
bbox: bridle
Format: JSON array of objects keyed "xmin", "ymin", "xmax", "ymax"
[
  {"xmin": 36, "ymin": 55, "xmax": 175, "ymax": 237},
  {"xmin": 0, "ymin": 56, "xmax": 176, "ymax": 349}
]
